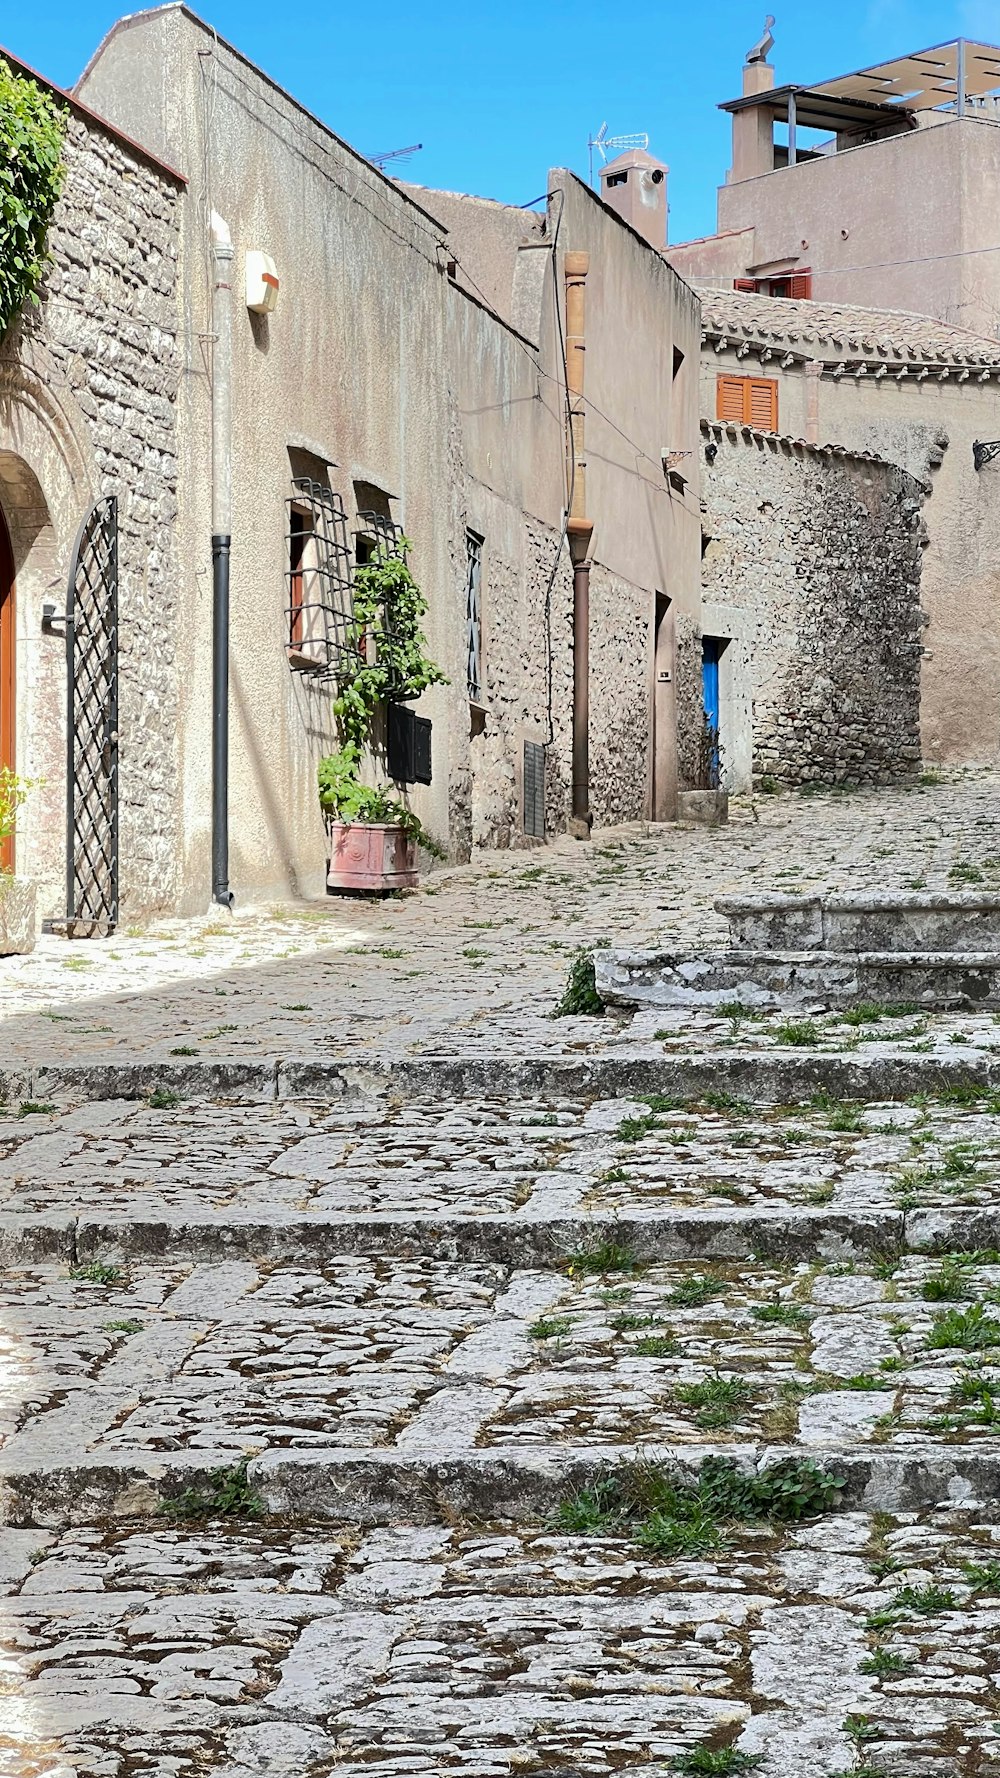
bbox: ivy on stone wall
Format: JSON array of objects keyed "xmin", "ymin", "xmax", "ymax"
[{"xmin": 0, "ymin": 63, "xmax": 66, "ymax": 338}]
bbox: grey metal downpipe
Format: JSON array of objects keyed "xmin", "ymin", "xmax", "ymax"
[{"xmin": 210, "ymin": 211, "xmax": 234, "ymax": 909}]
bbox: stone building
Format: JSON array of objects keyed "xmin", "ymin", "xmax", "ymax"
[
  {"xmin": 71, "ymin": 4, "xmax": 700, "ymax": 914},
  {"xmin": 667, "ymin": 31, "xmax": 1000, "ymax": 337},
  {"xmin": 700, "ymin": 287, "xmax": 1000, "ymax": 771},
  {"xmin": 0, "ymin": 52, "xmax": 183, "ymax": 924}
]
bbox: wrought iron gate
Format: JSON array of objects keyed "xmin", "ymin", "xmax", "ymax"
[{"xmin": 60, "ymin": 496, "xmax": 119, "ymax": 936}]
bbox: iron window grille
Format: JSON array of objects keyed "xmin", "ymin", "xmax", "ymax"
[
  {"xmin": 466, "ymin": 530, "xmax": 483, "ymax": 703},
  {"xmin": 285, "ymin": 478, "xmax": 354, "ymax": 678},
  {"xmin": 523, "ymin": 740, "xmax": 545, "ymax": 839}
]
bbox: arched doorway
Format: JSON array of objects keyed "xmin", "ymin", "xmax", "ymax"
[{"xmin": 0, "ymin": 504, "xmax": 14, "ymax": 873}]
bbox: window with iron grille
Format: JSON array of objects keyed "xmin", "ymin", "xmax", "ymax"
[
  {"xmin": 466, "ymin": 530, "xmax": 483, "ymax": 703},
  {"xmin": 284, "ymin": 478, "xmax": 354, "ymax": 676},
  {"xmin": 523, "ymin": 740, "xmax": 545, "ymax": 839}
]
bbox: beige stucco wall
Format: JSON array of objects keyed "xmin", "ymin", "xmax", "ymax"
[
  {"xmin": 79, "ymin": 11, "xmax": 703, "ymax": 908},
  {"xmin": 680, "ymin": 117, "xmax": 1000, "ymax": 337},
  {"xmin": 701, "ymin": 345, "xmax": 1000, "ymax": 765}
]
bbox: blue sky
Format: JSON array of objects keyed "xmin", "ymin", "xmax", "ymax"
[{"xmin": 6, "ymin": 0, "xmax": 1000, "ymax": 242}]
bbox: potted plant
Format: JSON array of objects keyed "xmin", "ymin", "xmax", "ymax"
[
  {"xmin": 318, "ymin": 536, "xmax": 447, "ymax": 893},
  {"xmin": 0, "ymin": 768, "xmax": 38, "ymax": 955},
  {"xmin": 319, "ymin": 744, "xmax": 442, "ymax": 892}
]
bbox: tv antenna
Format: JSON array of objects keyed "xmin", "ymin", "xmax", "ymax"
[
  {"xmin": 588, "ymin": 123, "xmax": 649, "ymax": 188},
  {"xmin": 368, "ymin": 143, "xmax": 423, "ymax": 172}
]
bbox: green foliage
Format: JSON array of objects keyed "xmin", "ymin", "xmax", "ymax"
[
  {"xmin": 70, "ymin": 1262, "xmax": 123, "ymax": 1285},
  {"xmin": 147, "ymin": 1087, "xmax": 180, "ymax": 1109},
  {"xmin": 333, "ymin": 540, "xmax": 447, "ymax": 752},
  {"xmin": 776, "ymin": 1019, "xmax": 818, "ymax": 1046},
  {"xmin": 527, "ymin": 1316, "xmax": 573, "ymax": 1341},
  {"xmin": 552, "ymin": 948, "xmax": 604, "ymax": 1017},
  {"xmin": 859, "ymin": 1646, "xmax": 911, "ymax": 1677},
  {"xmin": 16, "ymin": 1101, "xmax": 55, "ymax": 1118},
  {"xmin": 671, "ymin": 1749, "xmax": 763, "ymax": 1774},
  {"xmin": 633, "ymin": 1332, "xmax": 678, "ymax": 1357},
  {"xmin": 750, "ymin": 1300, "xmax": 809, "ymax": 1328},
  {"xmin": 891, "ymin": 1583, "xmax": 959, "ymax": 1614},
  {"xmin": 675, "ymin": 1372, "xmax": 756, "ymax": 1429},
  {"xmin": 0, "ymin": 767, "xmax": 40, "ymax": 855},
  {"xmin": 102, "ymin": 1318, "xmax": 144, "ymax": 1335},
  {"xmin": 317, "ymin": 536, "xmax": 447, "ymax": 854},
  {"xmin": 551, "ymin": 1455, "xmax": 844, "ymax": 1556},
  {"xmin": 159, "ymin": 1457, "xmax": 263, "ymax": 1520},
  {"xmin": 0, "ymin": 65, "xmax": 65, "ymax": 337},
  {"xmin": 317, "ymin": 745, "xmax": 444, "ymax": 855},
  {"xmin": 926, "ymin": 1302, "xmax": 1000, "ymax": 1351},
  {"xmin": 564, "ymin": 1238, "xmax": 640, "ymax": 1277},
  {"xmin": 666, "ymin": 1273, "xmax": 725, "ymax": 1308},
  {"xmin": 921, "ymin": 1259, "xmax": 972, "ymax": 1302}
]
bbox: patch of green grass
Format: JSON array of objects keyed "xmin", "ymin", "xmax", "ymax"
[
  {"xmin": 147, "ymin": 1087, "xmax": 181, "ymax": 1109},
  {"xmin": 921, "ymin": 1260, "xmax": 972, "ymax": 1301},
  {"xmin": 670, "ymin": 1748, "xmax": 763, "ymax": 1774},
  {"xmin": 750, "ymin": 1301, "xmax": 809, "ymax": 1329},
  {"xmin": 551, "ymin": 1455, "xmax": 843, "ymax": 1556},
  {"xmin": 598, "ymin": 1166, "xmax": 631, "ymax": 1185},
  {"xmin": 102, "ymin": 1318, "xmax": 144, "ymax": 1335},
  {"xmin": 159, "ymin": 1457, "xmax": 263, "ymax": 1520},
  {"xmin": 961, "ymin": 1559, "xmax": 1000, "ymax": 1591},
  {"xmin": 776, "ymin": 1020, "xmax": 818, "ymax": 1047},
  {"xmin": 527, "ymin": 1316, "xmax": 573, "ymax": 1341},
  {"xmin": 718, "ymin": 1000, "xmax": 766, "ymax": 1024},
  {"xmin": 665, "ymin": 1273, "xmax": 726, "ymax": 1309},
  {"xmin": 941, "ymin": 1142, "xmax": 981, "ymax": 1179},
  {"xmin": 843, "ymin": 1714, "xmax": 878, "ymax": 1743},
  {"xmin": 889, "ymin": 1583, "xmax": 959, "ymax": 1615},
  {"xmin": 827, "ymin": 1103, "xmax": 865, "ymax": 1133},
  {"xmin": 70, "ymin": 1263, "xmax": 124, "ymax": 1286},
  {"xmin": 701, "ymin": 1090, "xmax": 751, "ymax": 1114},
  {"xmin": 565, "ymin": 1239, "xmax": 640, "ymax": 1277},
  {"xmin": 926, "ymin": 1303, "xmax": 1000, "ymax": 1351},
  {"xmin": 859, "ymin": 1646, "xmax": 911, "ymax": 1677},
  {"xmin": 169, "ymin": 1046, "xmax": 199, "ymax": 1057},
  {"xmin": 16, "ymin": 1102, "xmax": 56, "ymax": 1119},
  {"xmin": 632, "ymin": 1333, "xmax": 678, "ymax": 1357},
  {"xmin": 675, "ymin": 1373, "xmax": 756, "ymax": 1429},
  {"xmin": 552, "ymin": 949, "xmax": 604, "ymax": 1018},
  {"xmin": 640, "ymin": 1093, "xmax": 685, "ymax": 1114},
  {"xmin": 617, "ymin": 1113, "xmax": 661, "ymax": 1143},
  {"xmin": 611, "ymin": 1311, "xmax": 661, "ymax": 1333}
]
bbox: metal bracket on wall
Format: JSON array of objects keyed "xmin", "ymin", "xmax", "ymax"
[{"xmin": 973, "ymin": 439, "xmax": 1000, "ymax": 470}]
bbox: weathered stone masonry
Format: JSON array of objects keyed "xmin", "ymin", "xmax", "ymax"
[
  {"xmin": 8, "ymin": 101, "xmax": 181, "ymax": 916},
  {"xmin": 701, "ymin": 422, "xmax": 926, "ymax": 788}
]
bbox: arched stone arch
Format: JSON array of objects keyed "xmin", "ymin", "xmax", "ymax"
[{"xmin": 0, "ymin": 359, "xmax": 97, "ymax": 906}]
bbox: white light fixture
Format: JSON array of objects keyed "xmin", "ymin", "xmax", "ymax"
[{"xmin": 246, "ymin": 250, "xmax": 279, "ymax": 315}]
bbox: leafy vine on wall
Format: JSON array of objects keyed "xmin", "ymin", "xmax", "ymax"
[{"xmin": 0, "ymin": 63, "xmax": 66, "ymax": 339}]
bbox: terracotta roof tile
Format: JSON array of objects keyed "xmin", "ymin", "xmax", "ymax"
[{"xmin": 700, "ymin": 287, "xmax": 1000, "ymax": 368}]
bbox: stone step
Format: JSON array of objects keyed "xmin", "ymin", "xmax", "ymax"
[
  {"xmin": 717, "ymin": 891, "xmax": 1000, "ymax": 954},
  {"xmin": 5, "ymin": 1505, "xmax": 1000, "ymax": 1777},
  {"xmin": 597, "ymin": 945, "xmax": 1000, "ymax": 1010}
]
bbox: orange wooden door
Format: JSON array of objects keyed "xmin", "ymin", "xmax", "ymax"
[{"xmin": 0, "ymin": 507, "xmax": 15, "ymax": 874}]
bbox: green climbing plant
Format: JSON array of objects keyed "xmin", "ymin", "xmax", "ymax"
[
  {"xmin": 318, "ymin": 536, "xmax": 447, "ymax": 852},
  {"xmin": 0, "ymin": 63, "xmax": 66, "ymax": 337}
]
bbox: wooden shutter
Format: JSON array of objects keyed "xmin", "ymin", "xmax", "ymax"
[
  {"xmin": 733, "ymin": 278, "xmax": 757, "ymax": 292},
  {"xmin": 788, "ymin": 270, "xmax": 812, "ymax": 299},
  {"xmin": 716, "ymin": 375, "xmax": 748, "ymax": 422},
  {"xmin": 747, "ymin": 377, "xmax": 778, "ymax": 430},
  {"xmin": 716, "ymin": 375, "xmax": 778, "ymax": 430}
]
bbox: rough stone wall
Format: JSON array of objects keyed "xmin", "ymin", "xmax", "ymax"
[
  {"xmin": 588, "ymin": 565, "xmax": 651, "ymax": 828},
  {"xmin": 15, "ymin": 112, "xmax": 181, "ymax": 916},
  {"xmin": 701, "ymin": 423, "xmax": 926, "ymax": 787}
]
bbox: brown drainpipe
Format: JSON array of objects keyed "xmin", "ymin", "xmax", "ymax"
[{"xmin": 564, "ymin": 249, "xmax": 594, "ymax": 837}]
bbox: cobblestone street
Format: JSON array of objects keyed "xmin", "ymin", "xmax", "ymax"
[{"xmin": 7, "ymin": 777, "xmax": 1000, "ymax": 1775}]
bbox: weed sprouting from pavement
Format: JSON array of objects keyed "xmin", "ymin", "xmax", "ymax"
[
  {"xmin": 70, "ymin": 1263, "xmax": 124, "ymax": 1286},
  {"xmin": 552, "ymin": 949, "xmax": 605, "ymax": 1018},
  {"xmin": 159, "ymin": 1457, "xmax": 263, "ymax": 1520}
]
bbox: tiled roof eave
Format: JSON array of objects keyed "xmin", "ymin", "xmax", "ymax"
[
  {"xmin": 700, "ymin": 414, "xmax": 899, "ymax": 468},
  {"xmin": 703, "ymin": 327, "xmax": 1000, "ymax": 378}
]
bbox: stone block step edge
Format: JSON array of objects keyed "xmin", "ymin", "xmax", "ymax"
[
  {"xmin": 15, "ymin": 1047, "xmax": 1000, "ymax": 1106},
  {"xmin": 0, "ymin": 1205, "xmax": 994, "ymax": 1268},
  {"xmin": 1, "ymin": 1444, "xmax": 998, "ymax": 1527},
  {"xmin": 69, "ymin": 1206, "xmax": 1000, "ymax": 1266}
]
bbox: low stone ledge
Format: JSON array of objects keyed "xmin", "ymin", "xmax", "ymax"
[{"xmin": 30, "ymin": 1057, "xmax": 280, "ymax": 1103}]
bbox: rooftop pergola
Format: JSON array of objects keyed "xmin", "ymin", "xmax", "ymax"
[{"xmin": 721, "ymin": 38, "xmax": 1000, "ymax": 160}]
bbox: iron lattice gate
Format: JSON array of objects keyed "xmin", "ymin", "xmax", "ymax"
[{"xmin": 62, "ymin": 496, "xmax": 119, "ymax": 936}]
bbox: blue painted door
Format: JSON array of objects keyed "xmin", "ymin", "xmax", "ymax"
[{"xmin": 702, "ymin": 638, "xmax": 721, "ymax": 789}]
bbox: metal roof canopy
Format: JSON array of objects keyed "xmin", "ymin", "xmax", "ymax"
[{"xmin": 721, "ymin": 38, "xmax": 1000, "ymax": 129}]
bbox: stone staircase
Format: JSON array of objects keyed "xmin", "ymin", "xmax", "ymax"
[
  {"xmin": 2, "ymin": 1060, "xmax": 1000, "ymax": 1776},
  {"xmin": 597, "ymin": 892, "xmax": 1000, "ymax": 1013}
]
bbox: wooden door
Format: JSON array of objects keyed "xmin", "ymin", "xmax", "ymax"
[{"xmin": 0, "ymin": 506, "xmax": 14, "ymax": 873}]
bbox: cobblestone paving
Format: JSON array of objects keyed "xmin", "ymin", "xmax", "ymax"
[
  {"xmin": 7, "ymin": 777, "xmax": 1000, "ymax": 1773},
  {"xmin": 1, "ymin": 771, "xmax": 999, "ymax": 1067}
]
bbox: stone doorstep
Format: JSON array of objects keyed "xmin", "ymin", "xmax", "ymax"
[
  {"xmin": 3, "ymin": 1444, "xmax": 1000, "ymax": 1526},
  {"xmin": 596, "ymin": 946, "xmax": 1000, "ymax": 1010},
  {"xmin": 716, "ymin": 890, "xmax": 1000, "ymax": 957},
  {"xmin": 14, "ymin": 1046, "xmax": 1000, "ymax": 1106}
]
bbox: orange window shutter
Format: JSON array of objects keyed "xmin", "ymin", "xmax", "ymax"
[
  {"xmin": 788, "ymin": 270, "xmax": 812, "ymax": 299},
  {"xmin": 748, "ymin": 378, "xmax": 778, "ymax": 431},
  {"xmin": 733, "ymin": 278, "xmax": 757, "ymax": 292},
  {"xmin": 716, "ymin": 375, "xmax": 747, "ymax": 422}
]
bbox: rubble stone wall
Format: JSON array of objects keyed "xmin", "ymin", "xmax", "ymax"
[{"xmin": 701, "ymin": 423, "xmax": 926, "ymax": 789}]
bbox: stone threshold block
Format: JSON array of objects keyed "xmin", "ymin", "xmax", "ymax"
[
  {"xmin": 717, "ymin": 891, "xmax": 1000, "ymax": 955},
  {"xmin": 596, "ymin": 945, "xmax": 1000, "ymax": 1010}
]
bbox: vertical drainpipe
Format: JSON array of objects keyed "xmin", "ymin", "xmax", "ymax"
[
  {"xmin": 210, "ymin": 211, "xmax": 235, "ymax": 909},
  {"xmin": 564, "ymin": 250, "xmax": 594, "ymax": 838}
]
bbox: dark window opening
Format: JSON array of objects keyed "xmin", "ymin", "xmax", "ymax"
[
  {"xmin": 606, "ymin": 171, "xmax": 628, "ymax": 187},
  {"xmin": 672, "ymin": 346, "xmax": 685, "ymax": 378},
  {"xmin": 466, "ymin": 529, "xmax": 483, "ymax": 704},
  {"xmin": 284, "ymin": 478, "xmax": 354, "ymax": 677}
]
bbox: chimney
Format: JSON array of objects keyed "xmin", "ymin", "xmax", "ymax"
[
  {"xmin": 730, "ymin": 13, "xmax": 777, "ymax": 181},
  {"xmin": 599, "ymin": 148, "xmax": 669, "ymax": 249}
]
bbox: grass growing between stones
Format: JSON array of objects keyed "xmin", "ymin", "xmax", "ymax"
[
  {"xmin": 671, "ymin": 1749, "xmax": 763, "ymax": 1774},
  {"xmin": 925, "ymin": 1303, "xmax": 1000, "ymax": 1351},
  {"xmin": 552, "ymin": 949, "xmax": 605, "ymax": 1018},
  {"xmin": 675, "ymin": 1373, "xmax": 756, "ymax": 1429},
  {"xmin": 551, "ymin": 1455, "xmax": 844, "ymax": 1558},
  {"xmin": 564, "ymin": 1239, "xmax": 641, "ymax": 1277},
  {"xmin": 159, "ymin": 1458, "xmax": 264, "ymax": 1521},
  {"xmin": 69, "ymin": 1263, "xmax": 124, "ymax": 1286}
]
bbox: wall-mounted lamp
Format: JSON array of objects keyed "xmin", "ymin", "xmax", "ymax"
[
  {"xmin": 973, "ymin": 439, "xmax": 1000, "ymax": 470},
  {"xmin": 705, "ymin": 440, "xmax": 719, "ymax": 464}
]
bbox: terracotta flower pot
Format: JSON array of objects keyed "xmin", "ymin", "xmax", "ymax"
[{"xmin": 326, "ymin": 821, "xmax": 418, "ymax": 894}]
